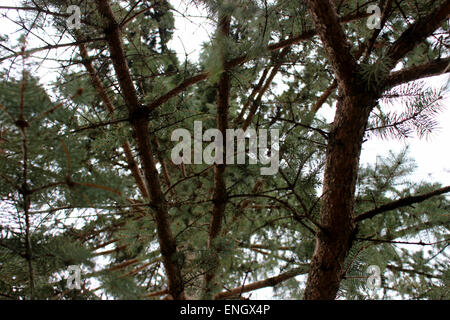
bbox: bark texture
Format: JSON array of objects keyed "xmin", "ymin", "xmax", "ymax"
[
  {"xmin": 303, "ymin": 0, "xmax": 450, "ymax": 300},
  {"xmin": 303, "ymin": 92, "xmax": 374, "ymax": 299}
]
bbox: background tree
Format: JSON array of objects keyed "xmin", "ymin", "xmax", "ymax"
[{"xmin": 0, "ymin": 0, "xmax": 449, "ymax": 300}]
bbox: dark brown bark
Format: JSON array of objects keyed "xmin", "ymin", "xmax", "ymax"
[
  {"xmin": 303, "ymin": 0, "xmax": 450, "ymax": 300},
  {"xmin": 385, "ymin": 1, "xmax": 450, "ymax": 68},
  {"xmin": 303, "ymin": 92, "xmax": 374, "ymax": 300},
  {"xmin": 385, "ymin": 57, "xmax": 450, "ymax": 89},
  {"xmin": 305, "ymin": 0, "xmax": 359, "ymax": 95},
  {"xmin": 85, "ymin": 0, "xmax": 450, "ymax": 301}
]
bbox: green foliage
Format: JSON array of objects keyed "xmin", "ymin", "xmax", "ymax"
[
  {"xmin": 0, "ymin": 0, "xmax": 448, "ymax": 300},
  {"xmin": 368, "ymin": 82, "xmax": 445, "ymax": 139}
]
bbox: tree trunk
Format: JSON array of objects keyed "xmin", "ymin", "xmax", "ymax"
[
  {"xmin": 302, "ymin": 0, "xmax": 450, "ymax": 299},
  {"xmin": 203, "ymin": 11, "xmax": 231, "ymax": 299},
  {"xmin": 303, "ymin": 93, "xmax": 374, "ymax": 300}
]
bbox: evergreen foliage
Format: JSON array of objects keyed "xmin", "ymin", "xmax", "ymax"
[{"xmin": 0, "ymin": 0, "xmax": 448, "ymax": 300}]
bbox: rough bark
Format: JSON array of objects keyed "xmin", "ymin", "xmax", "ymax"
[
  {"xmin": 303, "ymin": 0, "xmax": 450, "ymax": 300},
  {"xmin": 385, "ymin": 57, "xmax": 450, "ymax": 89},
  {"xmin": 303, "ymin": 92, "xmax": 374, "ymax": 300},
  {"xmin": 305, "ymin": 0, "xmax": 359, "ymax": 95},
  {"xmin": 302, "ymin": 0, "xmax": 368, "ymax": 300},
  {"xmin": 385, "ymin": 1, "xmax": 450, "ymax": 68}
]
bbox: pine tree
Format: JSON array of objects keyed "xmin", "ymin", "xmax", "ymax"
[{"xmin": 0, "ymin": 0, "xmax": 449, "ymax": 300}]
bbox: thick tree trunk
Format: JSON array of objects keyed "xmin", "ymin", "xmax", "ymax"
[
  {"xmin": 302, "ymin": 0, "xmax": 449, "ymax": 300},
  {"xmin": 303, "ymin": 93, "xmax": 374, "ymax": 300}
]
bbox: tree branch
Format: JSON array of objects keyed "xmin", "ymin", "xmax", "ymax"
[
  {"xmin": 384, "ymin": 0, "xmax": 450, "ymax": 68},
  {"xmin": 355, "ymin": 186, "xmax": 450, "ymax": 222},
  {"xmin": 214, "ymin": 266, "xmax": 309, "ymax": 300},
  {"xmin": 0, "ymin": 38, "xmax": 104, "ymax": 63},
  {"xmin": 384, "ymin": 57, "xmax": 450, "ymax": 89},
  {"xmin": 145, "ymin": 11, "xmax": 371, "ymax": 112},
  {"xmin": 305, "ymin": 0, "xmax": 359, "ymax": 93},
  {"xmin": 94, "ymin": 0, "xmax": 184, "ymax": 300},
  {"xmin": 242, "ymin": 47, "xmax": 290, "ymax": 131},
  {"xmin": 78, "ymin": 42, "xmax": 150, "ymax": 200},
  {"xmin": 203, "ymin": 11, "xmax": 231, "ymax": 299}
]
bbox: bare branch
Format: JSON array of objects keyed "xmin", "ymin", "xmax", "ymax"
[
  {"xmin": 214, "ymin": 266, "xmax": 309, "ymax": 300},
  {"xmin": 355, "ymin": 186, "xmax": 450, "ymax": 222},
  {"xmin": 385, "ymin": 57, "xmax": 450, "ymax": 89}
]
